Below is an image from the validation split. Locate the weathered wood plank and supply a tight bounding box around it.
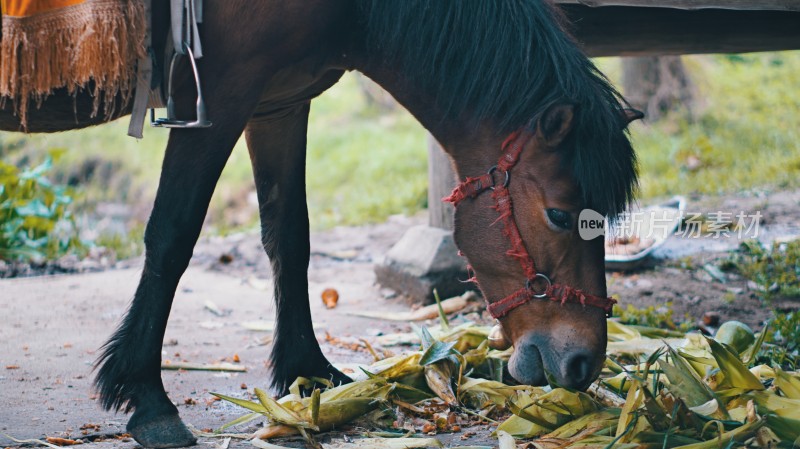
[561,5,800,56]
[555,0,800,12]
[427,135,456,230]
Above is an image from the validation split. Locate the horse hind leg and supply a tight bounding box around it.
[245,104,352,395]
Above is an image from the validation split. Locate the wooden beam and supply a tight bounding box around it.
[555,0,800,12]
[560,5,800,56]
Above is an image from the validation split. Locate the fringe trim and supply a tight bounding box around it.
[0,0,146,129]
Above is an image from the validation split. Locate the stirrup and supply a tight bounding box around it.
[151,44,212,129]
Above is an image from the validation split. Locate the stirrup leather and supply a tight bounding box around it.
[151,0,210,129]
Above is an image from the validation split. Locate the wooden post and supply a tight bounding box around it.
[427,134,457,230]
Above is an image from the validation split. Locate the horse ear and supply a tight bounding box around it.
[536,103,575,147]
[621,108,644,128]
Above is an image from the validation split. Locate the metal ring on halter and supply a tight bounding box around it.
[487,166,510,189]
[525,273,552,298]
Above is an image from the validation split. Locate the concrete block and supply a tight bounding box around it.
[374,225,473,305]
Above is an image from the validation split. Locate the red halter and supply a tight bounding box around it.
[443,129,616,319]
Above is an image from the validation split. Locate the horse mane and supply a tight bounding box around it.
[356,0,637,217]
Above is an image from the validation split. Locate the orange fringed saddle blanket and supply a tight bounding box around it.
[0,0,145,127]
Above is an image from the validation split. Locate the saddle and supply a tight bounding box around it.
[0,0,209,135]
[0,0,145,128]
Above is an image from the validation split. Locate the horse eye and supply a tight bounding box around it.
[546,208,572,230]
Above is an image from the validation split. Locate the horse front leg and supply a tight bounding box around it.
[245,105,352,395]
[93,129,238,447]
[94,80,267,448]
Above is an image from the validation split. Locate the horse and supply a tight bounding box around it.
[0,1,640,447]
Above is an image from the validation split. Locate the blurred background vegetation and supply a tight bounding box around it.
[1,51,799,262]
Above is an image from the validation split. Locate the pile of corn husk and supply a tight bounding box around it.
[212,315,800,448]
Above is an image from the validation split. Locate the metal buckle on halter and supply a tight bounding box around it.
[487,165,510,190]
[525,273,552,298]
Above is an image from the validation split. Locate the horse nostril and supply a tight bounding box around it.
[565,353,594,389]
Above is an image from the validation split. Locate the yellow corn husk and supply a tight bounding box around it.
[541,409,620,439]
[502,387,599,438]
[554,435,639,449]
[608,338,689,357]
[660,346,721,413]
[254,388,311,428]
[496,414,551,438]
[309,388,321,427]
[424,360,458,405]
[532,425,633,449]
[320,377,389,402]
[705,337,765,391]
[747,390,800,419]
[765,414,800,443]
[463,341,490,367]
[728,406,748,423]
[459,377,536,409]
[740,324,770,367]
[320,437,442,448]
[677,348,718,378]
[749,364,776,380]
[587,383,627,408]
[774,367,800,399]
[616,379,645,440]
[369,353,425,386]
[253,424,300,440]
[671,417,765,449]
[314,398,381,431]
[607,320,642,341]
[288,376,333,397]
[211,392,268,414]
[535,388,598,416]
[600,372,633,395]
[217,412,261,432]
[640,384,671,432]
[497,430,516,449]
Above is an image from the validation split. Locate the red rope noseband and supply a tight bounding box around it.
[443,130,616,319]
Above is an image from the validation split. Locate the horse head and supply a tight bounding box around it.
[447,105,642,390]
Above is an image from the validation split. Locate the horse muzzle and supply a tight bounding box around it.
[507,332,603,391]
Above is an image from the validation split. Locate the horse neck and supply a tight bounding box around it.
[352,61,505,178]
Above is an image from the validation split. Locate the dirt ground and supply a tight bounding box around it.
[1,190,799,448]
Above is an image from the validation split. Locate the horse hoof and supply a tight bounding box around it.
[127,411,197,448]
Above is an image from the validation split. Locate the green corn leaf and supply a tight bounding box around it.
[216,412,261,432]
[253,388,310,428]
[211,392,267,414]
[773,367,800,399]
[309,388,320,427]
[705,337,765,391]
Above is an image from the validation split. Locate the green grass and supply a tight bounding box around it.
[616,52,800,198]
[306,75,427,229]
[2,51,799,236]
[730,239,800,301]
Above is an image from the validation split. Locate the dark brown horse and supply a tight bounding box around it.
[1,1,639,447]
